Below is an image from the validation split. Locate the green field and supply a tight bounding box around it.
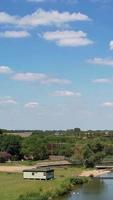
[0,167,83,200]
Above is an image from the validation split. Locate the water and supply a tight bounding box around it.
[62,173,113,200]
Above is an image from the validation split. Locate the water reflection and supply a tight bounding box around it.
[82,179,106,193]
[61,173,113,200]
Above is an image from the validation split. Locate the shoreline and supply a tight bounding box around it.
[0,165,111,176]
[80,169,111,177]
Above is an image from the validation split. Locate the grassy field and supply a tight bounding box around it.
[0,167,83,200]
[0,159,64,166]
[0,160,39,166]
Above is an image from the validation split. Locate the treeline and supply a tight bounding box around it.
[0,129,113,167]
[1,128,113,136]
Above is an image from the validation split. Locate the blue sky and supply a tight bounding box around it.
[0,0,113,130]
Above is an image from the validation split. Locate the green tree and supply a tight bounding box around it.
[21,135,48,160]
[0,134,22,160]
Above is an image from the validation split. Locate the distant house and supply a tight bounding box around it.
[23,168,54,180]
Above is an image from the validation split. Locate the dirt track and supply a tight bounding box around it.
[0,160,71,173]
[80,169,110,177]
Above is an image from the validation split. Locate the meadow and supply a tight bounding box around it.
[0,167,83,200]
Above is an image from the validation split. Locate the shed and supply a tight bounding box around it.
[23,168,54,180]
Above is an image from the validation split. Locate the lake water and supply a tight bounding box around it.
[62,173,113,200]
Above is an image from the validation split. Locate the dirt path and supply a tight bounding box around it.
[0,160,71,173]
[80,169,110,177]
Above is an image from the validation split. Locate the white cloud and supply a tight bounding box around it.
[109,40,113,50]
[19,9,90,27]
[87,57,113,66]
[25,102,39,108]
[0,97,17,106]
[12,72,47,81]
[0,66,70,85]
[0,12,18,25]
[0,9,90,27]
[12,72,70,85]
[0,66,13,74]
[53,90,81,97]
[42,30,93,47]
[92,78,112,84]
[102,102,113,107]
[0,31,30,38]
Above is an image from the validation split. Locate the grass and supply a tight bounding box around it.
[0,160,38,166]
[17,176,88,200]
[0,159,62,166]
[0,167,83,200]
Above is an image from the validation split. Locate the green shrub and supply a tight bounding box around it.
[18,192,48,200]
[70,176,88,185]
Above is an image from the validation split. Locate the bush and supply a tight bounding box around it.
[0,156,5,163]
[70,176,88,185]
[18,192,48,200]
[0,152,12,163]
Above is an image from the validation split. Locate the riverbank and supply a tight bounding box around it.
[18,168,112,200]
[0,167,83,200]
[0,165,111,200]
[17,176,89,200]
[80,169,111,177]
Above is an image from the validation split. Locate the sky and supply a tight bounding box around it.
[0,0,113,130]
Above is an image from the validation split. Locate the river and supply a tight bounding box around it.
[61,172,113,200]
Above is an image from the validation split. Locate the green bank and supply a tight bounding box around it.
[0,167,83,200]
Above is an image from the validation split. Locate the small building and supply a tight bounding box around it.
[23,168,54,180]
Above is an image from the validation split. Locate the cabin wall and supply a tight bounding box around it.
[23,172,46,179]
[23,171,54,180]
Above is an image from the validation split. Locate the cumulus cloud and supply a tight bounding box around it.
[0,12,18,25]
[0,31,30,38]
[0,9,90,27]
[43,30,93,47]
[12,72,47,81]
[0,97,17,106]
[109,40,113,50]
[92,78,112,84]
[0,65,70,85]
[53,90,81,97]
[0,66,13,74]
[25,102,39,108]
[19,9,90,27]
[12,72,70,85]
[102,102,113,107]
[87,57,113,66]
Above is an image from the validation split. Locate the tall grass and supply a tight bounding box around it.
[17,176,89,200]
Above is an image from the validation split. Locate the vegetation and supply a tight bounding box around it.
[0,134,22,160]
[17,176,88,200]
[1,128,113,167]
[0,167,83,200]
[0,128,113,199]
